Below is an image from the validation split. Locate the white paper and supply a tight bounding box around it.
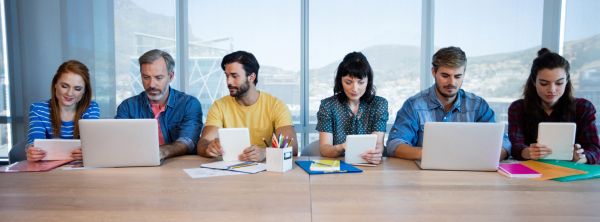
[183,168,245,179]
[34,139,81,160]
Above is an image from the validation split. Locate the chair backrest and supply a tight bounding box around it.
[9,141,27,163]
[301,140,321,157]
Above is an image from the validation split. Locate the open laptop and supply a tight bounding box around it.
[416,122,504,171]
[79,119,161,167]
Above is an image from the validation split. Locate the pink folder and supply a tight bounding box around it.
[0,160,72,173]
[498,163,541,178]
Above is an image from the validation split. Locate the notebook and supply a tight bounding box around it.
[200,161,266,174]
[79,119,161,168]
[417,122,505,171]
[309,159,341,171]
[497,163,541,178]
[295,160,362,175]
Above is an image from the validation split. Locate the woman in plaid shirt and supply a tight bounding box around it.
[508,48,600,164]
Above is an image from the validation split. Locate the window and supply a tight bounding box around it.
[435,0,544,123]
[0,0,11,159]
[186,0,301,123]
[114,0,177,105]
[27,0,595,157]
[563,0,600,132]
[308,0,421,142]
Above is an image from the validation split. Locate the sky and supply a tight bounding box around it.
[129,0,600,70]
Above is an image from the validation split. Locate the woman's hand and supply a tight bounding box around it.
[26,145,46,161]
[71,147,83,161]
[521,143,552,160]
[572,144,587,163]
[360,148,382,165]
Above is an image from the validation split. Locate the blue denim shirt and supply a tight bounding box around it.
[386,85,511,156]
[115,87,203,153]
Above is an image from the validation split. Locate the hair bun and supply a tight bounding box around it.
[537,48,551,56]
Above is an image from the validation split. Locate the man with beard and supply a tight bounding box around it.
[197,51,298,161]
[386,46,510,160]
[116,49,203,160]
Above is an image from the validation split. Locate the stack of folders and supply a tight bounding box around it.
[537,159,600,182]
[497,163,541,178]
[309,160,341,172]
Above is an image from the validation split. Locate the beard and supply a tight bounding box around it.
[435,83,458,98]
[229,80,250,98]
[146,87,167,102]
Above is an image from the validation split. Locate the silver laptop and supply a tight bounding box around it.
[80,119,161,167]
[417,122,504,171]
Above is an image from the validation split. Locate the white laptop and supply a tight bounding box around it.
[417,122,504,171]
[79,119,161,167]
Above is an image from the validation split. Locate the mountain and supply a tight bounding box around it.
[309,33,600,102]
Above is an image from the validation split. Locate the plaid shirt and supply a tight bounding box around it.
[508,98,600,164]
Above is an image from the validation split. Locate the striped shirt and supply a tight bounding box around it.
[27,100,100,145]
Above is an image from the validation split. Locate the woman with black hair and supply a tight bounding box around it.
[315,52,389,164]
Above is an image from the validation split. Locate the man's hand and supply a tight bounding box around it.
[239,145,262,162]
[206,138,224,157]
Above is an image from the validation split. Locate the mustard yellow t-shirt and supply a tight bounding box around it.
[205,91,293,147]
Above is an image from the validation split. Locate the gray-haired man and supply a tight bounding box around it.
[116,49,203,160]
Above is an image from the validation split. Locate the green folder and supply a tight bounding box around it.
[538,159,600,182]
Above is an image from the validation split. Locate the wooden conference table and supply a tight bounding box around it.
[1,156,599,222]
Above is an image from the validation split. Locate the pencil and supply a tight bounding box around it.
[271,133,279,148]
[262,138,270,147]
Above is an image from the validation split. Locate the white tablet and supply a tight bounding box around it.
[219,128,251,162]
[34,139,81,160]
[344,134,377,164]
[538,122,576,160]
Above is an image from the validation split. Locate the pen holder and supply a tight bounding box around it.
[266,147,293,172]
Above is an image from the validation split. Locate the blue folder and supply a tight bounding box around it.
[295,160,363,175]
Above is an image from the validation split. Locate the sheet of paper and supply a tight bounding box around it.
[183,168,246,179]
